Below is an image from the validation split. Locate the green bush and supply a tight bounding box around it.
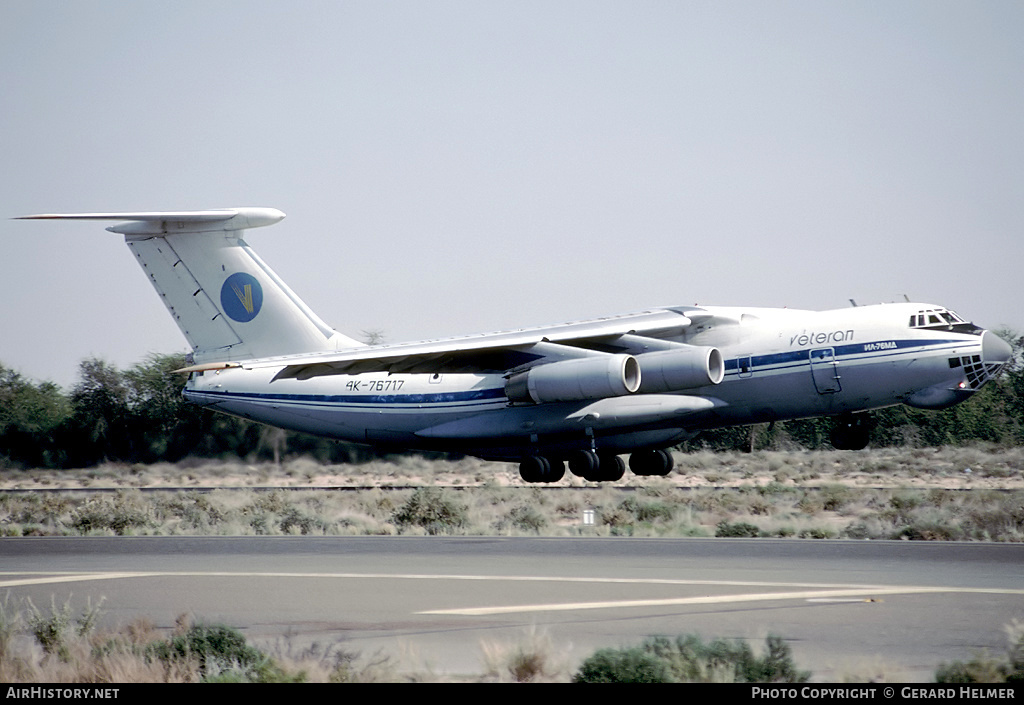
[574,634,810,683]
[715,521,761,537]
[500,505,548,533]
[147,623,294,682]
[574,646,670,683]
[392,487,468,535]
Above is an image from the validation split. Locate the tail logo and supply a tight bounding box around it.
[220,273,263,322]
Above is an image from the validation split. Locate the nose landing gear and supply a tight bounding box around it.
[830,414,871,450]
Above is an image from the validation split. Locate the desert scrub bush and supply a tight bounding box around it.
[746,496,772,516]
[757,481,799,497]
[594,496,680,536]
[155,491,226,531]
[865,489,1024,542]
[954,491,1024,541]
[481,627,566,682]
[250,489,290,514]
[715,521,761,538]
[392,487,468,535]
[882,492,925,526]
[331,510,395,536]
[689,489,745,514]
[574,634,810,683]
[637,478,677,498]
[892,522,963,541]
[265,639,397,683]
[818,484,855,512]
[796,492,824,516]
[278,505,330,535]
[25,595,104,662]
[0,592,22,671]
[598,504,635,535]
[349,489,398,528]
[0,496,59,535]
[68,490,154,535]
[934,619,1024,682]
[765,454,791,475]
[842,517,888,540]
[553,494,585,520]
[146,622,294,683]
[797,527,837,539]
[476,480,517,506]
[496,504,548,534]
[617,495,676,524]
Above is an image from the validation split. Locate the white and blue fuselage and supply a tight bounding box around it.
[183,302,1008,461]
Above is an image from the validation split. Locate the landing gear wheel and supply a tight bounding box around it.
[545,458,566,483]
[654,449,674,476]
[596,454,625,482]
[518,456,549,483]
[518,456,565,483]
[830,415,871,450]
[629,449,674,476]
[568,450,600,478]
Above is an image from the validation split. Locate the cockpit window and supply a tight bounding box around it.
[909,308,981,335]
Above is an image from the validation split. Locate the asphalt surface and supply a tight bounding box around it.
[1,536,1021,681]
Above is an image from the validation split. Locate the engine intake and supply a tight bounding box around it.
[505,355,641,404]
[636,346,724,392]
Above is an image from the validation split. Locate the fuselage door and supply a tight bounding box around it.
[809,347,842,394]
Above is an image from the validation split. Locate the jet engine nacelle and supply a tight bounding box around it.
[636,346,724,392]
[505,354,641,404]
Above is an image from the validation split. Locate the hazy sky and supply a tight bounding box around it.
[3,1,1023,388]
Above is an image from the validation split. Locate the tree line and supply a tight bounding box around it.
[0,354,383,469]
[1,331,1022,469]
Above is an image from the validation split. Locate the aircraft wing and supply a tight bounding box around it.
[181,307,710,380]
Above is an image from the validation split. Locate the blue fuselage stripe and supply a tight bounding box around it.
[723,338,962,374]
[189,386,507,407]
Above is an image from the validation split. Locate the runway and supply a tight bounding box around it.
[1,536,1021,681]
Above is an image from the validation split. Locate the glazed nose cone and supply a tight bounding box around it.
[983,330,1013,366]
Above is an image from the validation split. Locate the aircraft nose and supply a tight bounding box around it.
[983,330,1013,366]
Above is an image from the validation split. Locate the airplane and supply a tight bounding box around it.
[18,207,1013,483]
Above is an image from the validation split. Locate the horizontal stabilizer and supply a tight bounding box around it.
[16,208,285,234]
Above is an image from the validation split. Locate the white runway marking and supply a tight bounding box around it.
[0,573,161,588]
[418,587,949,615]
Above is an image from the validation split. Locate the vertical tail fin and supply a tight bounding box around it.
[18,208,363,362]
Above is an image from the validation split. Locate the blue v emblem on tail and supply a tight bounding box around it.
[221,272,263,322]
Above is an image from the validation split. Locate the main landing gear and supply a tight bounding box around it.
[517,456,566,484]
[518,448,675,484]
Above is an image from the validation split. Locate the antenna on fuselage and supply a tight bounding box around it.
[849,299,858,307]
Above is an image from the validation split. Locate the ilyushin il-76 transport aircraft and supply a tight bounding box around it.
[20,207,1013,483]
